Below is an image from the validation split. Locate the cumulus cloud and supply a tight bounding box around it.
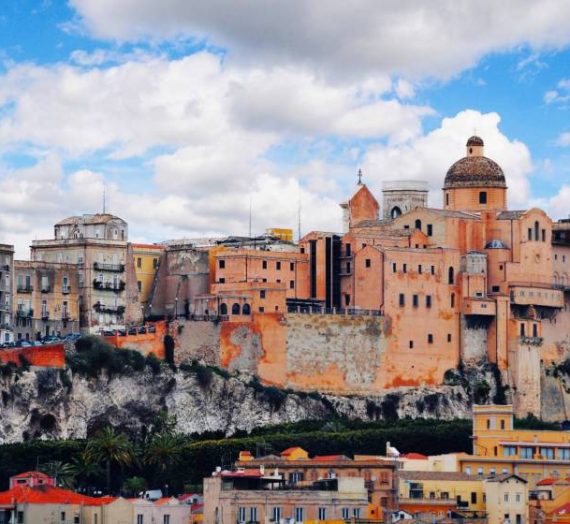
[544,78,570,105]
[360,110,533,209]
[70,0,570,79]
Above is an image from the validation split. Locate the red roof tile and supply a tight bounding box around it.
[313,455,349,462]
[402,453,428,460]
[0,486,110,507]
[280,447,304,456]
[554,502,570,515]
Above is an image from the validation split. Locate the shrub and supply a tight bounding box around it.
[145,353,161,374]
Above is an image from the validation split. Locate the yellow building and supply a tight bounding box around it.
[398,471,486,516]
[131,243,164,312]
[484,474,528,524]
[266,228,294,242]
[459,405,570,487]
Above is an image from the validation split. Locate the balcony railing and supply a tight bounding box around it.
[519,336,544,346]
[287,306,382,316]
[17,309,33,318]
[41,286,51,293]
[62,286,71,294]
[41,312,50,321]
[17,285,33,293]
[93,262,125,272]
[93,279,126,292]
[93,302,126,316]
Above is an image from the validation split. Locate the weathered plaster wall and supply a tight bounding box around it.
[461,318,488,364]
[173,319,221,365]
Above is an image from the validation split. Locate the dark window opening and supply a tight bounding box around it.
[346,243,351,256]
[392,262,397,273]
[451,293,455,308]
[447,333,452,343]
[365,259,371,268]
[242,304,251,315]
[409,340,414,349]
[276,261,281,270]
[427,224,433,236]
[289,280,295,289]
[428,333,433,344]
[426,295,432,308]
[262,260,268,269]
[479,191,487,204]
[231,303,240,315]
[399,294,405,307]
[403,263,407,273]
[415,219,422,231]
[218,259,225,269]
[260,290,266,299]
[448,266,455,284]
[413,294,419,307]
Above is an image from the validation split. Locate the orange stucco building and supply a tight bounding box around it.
[157,135,569,414]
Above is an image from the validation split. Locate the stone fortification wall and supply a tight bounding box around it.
[0,344,65,368]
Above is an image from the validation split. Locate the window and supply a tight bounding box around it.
[153,258,159,269]
[137,281,142,292]
[342,508,350,519]
[535,221,540,241]
[346,244,352,256]
[219,303,228,315]
[243,304,251,315]
[431,265,435,275]
[504,446,517,456]
[477,467,484,475]
[290,280,295,289]
[409,340,414,349]
[520,447,533,459]
[415,219,422,231]
[262,260,267,269]
[516,493,521,503]
[403,263,407,273]
[272,507,282,522]
[17,512,24,524]
[450,293,455,308]
[448,266,454,284]
[427,224,433,236]
[465,466,471,475]
[260,290,266,299]
[318,507,327,520]
[238,508,246,522]
[471,492,477,504]
[218,277,225,283]
[399,294,405,307]
[218,259,225,269]
[533,323,538,337]
[540,447,554,459]
[353,508,361,518]
[365,258,371,268]
[137,257,142,268]
[250,508,258,522]
[446,193,450,206]
[489,467,496,476]
[492,285,500,292]
[448,333,452,342]
[276,261,281,270]
[413,294,419,307]
[137,516,144,524]
[542,229,546,242]
[520,323,526,338]
[232,303,240,315]
[346,262,351,273]
[418,264,422,274]
[501,419,505,430]
[428,333,433,344]
[504,493,509,502]
[426,295,432,308]
[345,294,351,306]
[295,507,304,522]
[392,262,397,273]
[479,191,487,204]
[528,228,532,241]
[290,262,295,271]
[61,512,66,522]
[259,306,265,313]
[74,516,80,524]
[559,448,570,460]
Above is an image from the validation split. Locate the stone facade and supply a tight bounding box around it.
[0,244,14,343]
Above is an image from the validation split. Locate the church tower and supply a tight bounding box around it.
[340,170,380,232]
[443,136,507,213]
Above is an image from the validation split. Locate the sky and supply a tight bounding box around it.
[1,1,570,258]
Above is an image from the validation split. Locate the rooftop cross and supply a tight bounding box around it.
[357,168,363,185]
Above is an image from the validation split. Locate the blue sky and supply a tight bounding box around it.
[1,1,570,256]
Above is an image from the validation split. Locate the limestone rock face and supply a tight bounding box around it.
[0,365,498,444]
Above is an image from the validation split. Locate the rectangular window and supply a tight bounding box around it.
[426,295,432,308]
[262,260,267,269]
[17,512,24,524]
[428,333,433,344]
[418,264,422,274]
[504,446,517,456]
[540,447,554,459]
[520,447,533,459]
[163,516,170,524]
[289,280,295,289]
[137,281,142,292]
[272,507,282,522]
[295,507,304,522]
[431,265,435,275]
[218,259,225,269]
[403,263,407,273]
[346,243,351,256]
[542,229,546,242]
[528,228,532,241]
[259,306,264,313]
[504,493,509,502]
[479,191,487,204]
[61,513,66,523]
[365,258,371,268]
[260,290,266,299]
[342,508,350,519]
[318,507,327,520]
[137,257,142,268]
[392,262,397,273]
[413,294,419,307]
[409,340,414,349]
[153,258,158,269]
[427,224,433,236]
[137,516,144,524]
[558,448,570,460]
[346,262,351,273]
[399,294,405,307]
[290,262,295,271]
[447,333,452,343]
[353,508,361,518]
[238,508,246,522]
[276,261,281,270]
[471,492,477,504]
[250,508,258,522]
[218,277,225,284]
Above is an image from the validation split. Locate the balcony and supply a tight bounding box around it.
[41,286,51,293]
[93,302,126,316]
[41,312,50,321]
[17,285,33,293]
[93,262,125,272]
[17,309,33,318]
[463,297,496,316]
[93,279,126,292]
[62,286,71,295]
[519,336,544,346]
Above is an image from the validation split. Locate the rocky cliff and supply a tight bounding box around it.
[0,360,510,444]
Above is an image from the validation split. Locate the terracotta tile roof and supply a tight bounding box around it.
[537,477,570,486]
[553,502,570,515]
[402,453,428,460]
[155,497,178,506]
[399,471,476,481]
[280,447,305,456]
[10,471,52,480]
[0,485,110,507]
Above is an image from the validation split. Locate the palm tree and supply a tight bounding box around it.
[87,427,134,493]
[143,433,184,477]
[40,461,76,489]
[122,476,148,497]
[70,449,104,486]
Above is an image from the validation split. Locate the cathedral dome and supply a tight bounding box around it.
[444,136,506,189]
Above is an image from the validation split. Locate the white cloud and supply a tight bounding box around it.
[360,110,533,209]
[544,78,570,105]
[557,132,570,146]
[70,0,570,79]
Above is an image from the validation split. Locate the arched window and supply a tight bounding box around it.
[534,221,540,241]
[231,303,240,315]
[391,206,402,219]
[415,219,422,231]
[448,266,455,285]
[219,303,228,315]
[242,304,251,315]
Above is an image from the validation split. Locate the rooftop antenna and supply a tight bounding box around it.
[102,184,106,214]
[297,184,302,242]
[357,168,363,185]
